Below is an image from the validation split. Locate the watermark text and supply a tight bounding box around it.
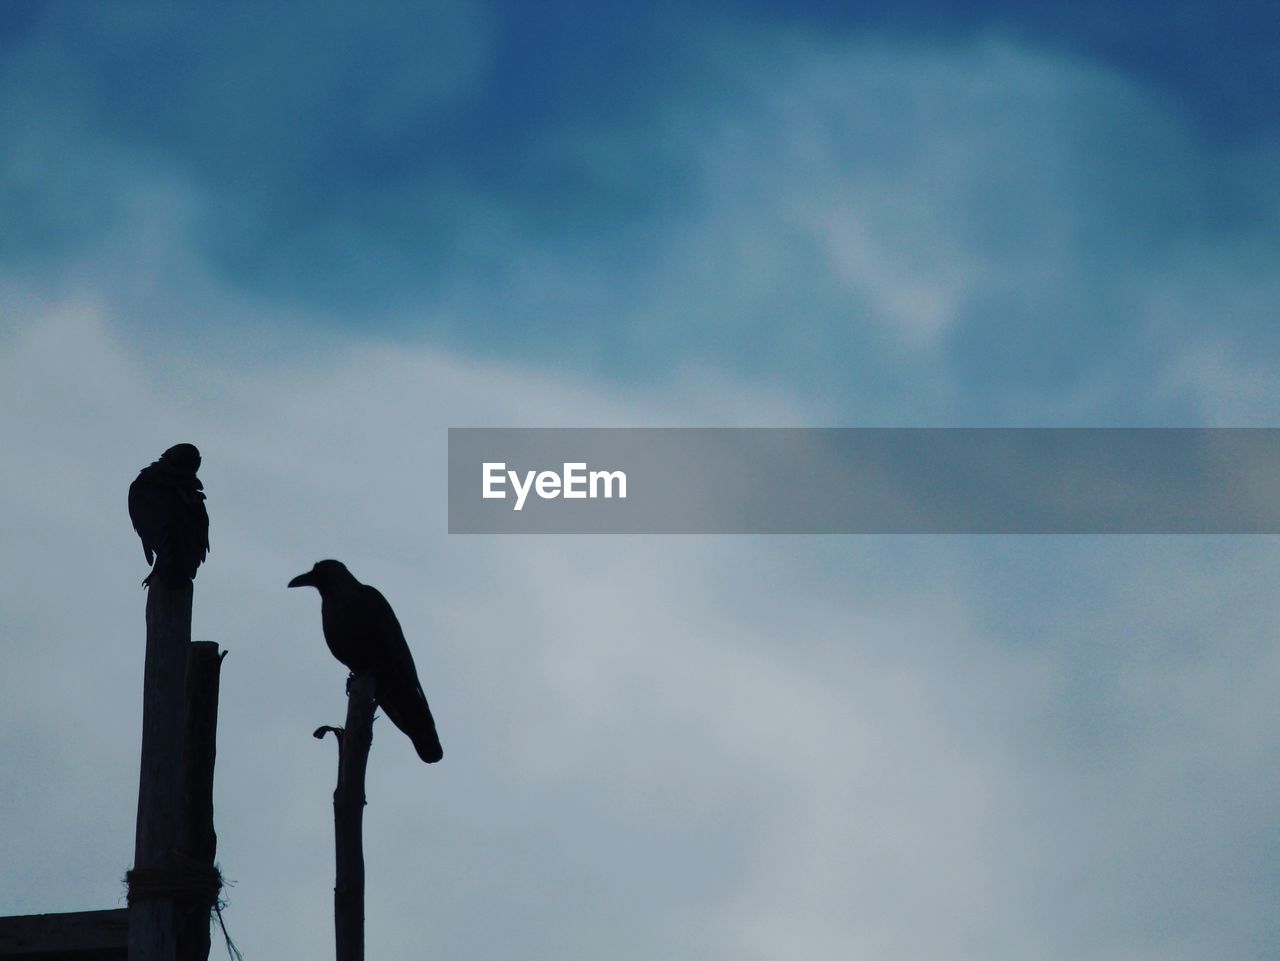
[482,462,627,511]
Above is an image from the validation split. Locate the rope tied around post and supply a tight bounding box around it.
[124,856,243,961]
[125,853,222,904]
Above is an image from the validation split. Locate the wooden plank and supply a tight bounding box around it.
[0,908,128,959]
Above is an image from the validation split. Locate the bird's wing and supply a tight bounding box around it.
[170,492,209,574]
[359,585,422,684]
[358,585,443,763]
[127,473,163,565]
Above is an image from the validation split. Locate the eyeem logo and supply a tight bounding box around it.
[482,462,628,511]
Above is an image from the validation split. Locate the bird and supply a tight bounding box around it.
[128,443,210,588]
[288,560,443,763]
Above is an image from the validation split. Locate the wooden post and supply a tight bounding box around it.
[315,672,376,961]
[176,642,226,961]
[128,581,192,961]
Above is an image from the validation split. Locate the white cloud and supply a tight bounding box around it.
[3,300,1278,959]
[2,25,1279,961]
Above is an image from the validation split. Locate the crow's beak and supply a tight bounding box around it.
[288,571,315,589]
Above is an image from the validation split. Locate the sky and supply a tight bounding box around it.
[1,2,1279,959]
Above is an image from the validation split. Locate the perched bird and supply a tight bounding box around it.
[128,443,210,588]
[289,560,443,763]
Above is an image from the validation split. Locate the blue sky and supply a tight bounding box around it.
[5,0,1277,404]
[2,3,1279,959]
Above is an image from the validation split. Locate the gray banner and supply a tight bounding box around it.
[447,428,1280,534]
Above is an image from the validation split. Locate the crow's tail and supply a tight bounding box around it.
[378,679,443,763]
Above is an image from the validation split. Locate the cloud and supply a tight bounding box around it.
[2,17,1279,960]
[0,301,830,956]
[6,18,1280,429]
[3,297,1279,958]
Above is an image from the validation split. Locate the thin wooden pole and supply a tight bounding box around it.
[176,641,226,961]
[128,581,192,961]
[315,672,376,961]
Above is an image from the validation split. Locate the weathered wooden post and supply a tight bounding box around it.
[127,581,192,961]
[127,584,226,961]
[315,672,377,961]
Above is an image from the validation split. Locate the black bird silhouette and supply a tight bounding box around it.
[128,443,209,588]
[289,560,443,763]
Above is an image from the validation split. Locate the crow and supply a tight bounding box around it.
[288,560,443,763]
[128,443,209,588]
